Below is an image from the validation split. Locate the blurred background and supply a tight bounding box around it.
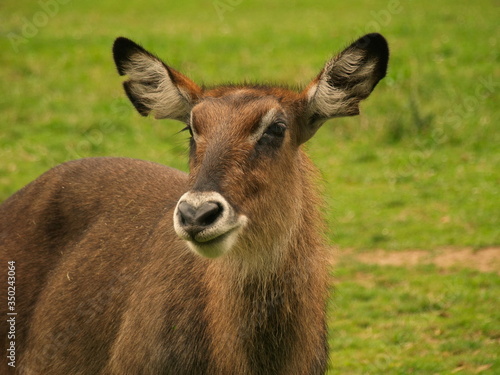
[1,0,498,373]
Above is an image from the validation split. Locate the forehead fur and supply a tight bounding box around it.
[191,86,303,131]
[203,85,303,102]
[191,98,275,137]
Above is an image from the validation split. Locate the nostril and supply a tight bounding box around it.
[195,202,223,227]
[177,202,197,227]
[176,200,223,238]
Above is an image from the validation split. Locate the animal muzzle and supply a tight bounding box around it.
[173,191,247,258]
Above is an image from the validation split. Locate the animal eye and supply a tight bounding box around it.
[263,122,286,138]
[256,122,286,150]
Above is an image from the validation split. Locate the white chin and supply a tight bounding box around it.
[186,229,239,259]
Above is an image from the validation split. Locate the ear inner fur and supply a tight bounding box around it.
[113,37,201,121]
[301,33,389,143]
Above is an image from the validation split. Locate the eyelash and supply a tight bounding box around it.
[181,125,193,137]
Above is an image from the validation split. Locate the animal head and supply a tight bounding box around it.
[113,34,389,259]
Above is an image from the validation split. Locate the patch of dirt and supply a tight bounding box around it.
[339,247,500,274]
[433,247,499,273]
[355,249,430,267]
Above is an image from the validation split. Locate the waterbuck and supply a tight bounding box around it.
[0,33,388,374]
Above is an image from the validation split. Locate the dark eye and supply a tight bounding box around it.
[263,122,286,138]
[257,122,286,150]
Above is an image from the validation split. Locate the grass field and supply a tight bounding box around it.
[1,0,498,373]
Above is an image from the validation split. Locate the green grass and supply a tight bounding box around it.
[1,0,499,373]
[328,260,499,373]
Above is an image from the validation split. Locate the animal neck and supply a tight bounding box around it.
[204,153,329,374]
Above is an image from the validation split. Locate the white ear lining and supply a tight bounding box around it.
[122,54,192,121]
[307,49,380,120]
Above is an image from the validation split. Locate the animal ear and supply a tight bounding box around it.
[300,33,389,143]
[112,37,202,122]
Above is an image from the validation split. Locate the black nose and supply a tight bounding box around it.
[177,201,223,238]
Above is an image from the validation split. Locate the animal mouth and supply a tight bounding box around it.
[191,228,233,246]
[185,221,246,259]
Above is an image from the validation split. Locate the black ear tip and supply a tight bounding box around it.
[354,33,389,78]
[354,33,389,56]
[112,37,144,76]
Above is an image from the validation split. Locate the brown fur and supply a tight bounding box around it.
[0,33,388,374]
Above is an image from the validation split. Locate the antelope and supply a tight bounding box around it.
[0,33,388,374]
